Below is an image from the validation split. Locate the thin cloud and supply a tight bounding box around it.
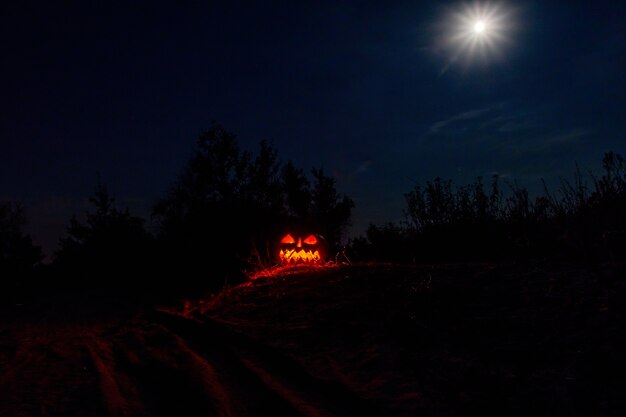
[345,160,373,183]
[491,128,590,155]
[428,103,544,136]
[496,119,536,133]
[429,104,504,134]
[544,128,588,145]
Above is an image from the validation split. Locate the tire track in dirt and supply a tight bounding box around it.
[0,326,110,417]
[148,310,382,417]
[1,306,382,416]
[85,337,146,417]
[106,318,304,417]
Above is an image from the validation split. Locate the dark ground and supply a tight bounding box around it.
[1,261,626,416]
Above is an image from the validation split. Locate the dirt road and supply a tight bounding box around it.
[0,304,380,417]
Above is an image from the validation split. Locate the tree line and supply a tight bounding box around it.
[1,124,354,295]
[2,123,624,296]
[350,152,626,265]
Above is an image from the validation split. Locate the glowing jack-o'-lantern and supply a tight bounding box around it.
[278,233,327,264]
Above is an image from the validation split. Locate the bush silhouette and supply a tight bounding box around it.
[350,152,626,265]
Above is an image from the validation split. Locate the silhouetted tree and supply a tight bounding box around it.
[0,201,42,287]
[55,181,152,287]
[309,168,354,248]
[282,161,311,221]
[152,126,281,288]
[153,124,353,289]
[279,163,354,250]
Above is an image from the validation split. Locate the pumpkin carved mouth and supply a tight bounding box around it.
[278,233,326,264]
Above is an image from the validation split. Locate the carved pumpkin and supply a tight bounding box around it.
[278,233,327,264]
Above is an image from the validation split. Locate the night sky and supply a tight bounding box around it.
[2,1,625,258]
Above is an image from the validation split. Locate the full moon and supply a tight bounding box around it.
[437,2,516,69]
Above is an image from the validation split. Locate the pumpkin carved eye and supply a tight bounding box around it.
[278,233,327,265]
[281,234,296,244]
[303,235,317,245]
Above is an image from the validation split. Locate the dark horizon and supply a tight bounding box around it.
[2,1,625,259]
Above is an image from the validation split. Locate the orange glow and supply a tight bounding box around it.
[249,262,336,280]
[278,232,326,265]
[279,248,322,264]
[303,235,318,245]
[281,234,296,244]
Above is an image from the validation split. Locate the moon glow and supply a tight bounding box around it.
[437,2,516,69]
[473,20,486,34]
